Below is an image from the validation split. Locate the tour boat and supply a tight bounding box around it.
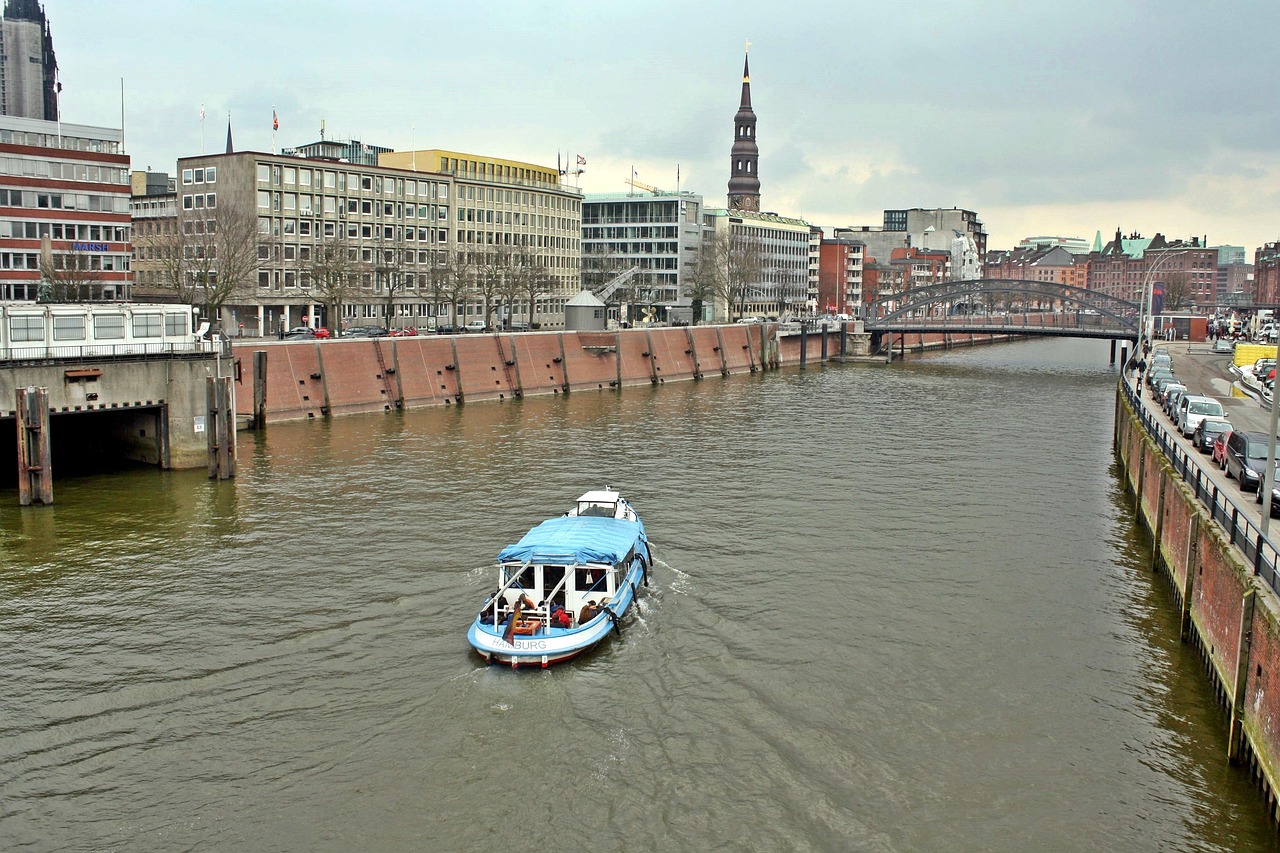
[467,489,652,668]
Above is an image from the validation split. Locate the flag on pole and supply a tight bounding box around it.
[199,104,205,121]
[557,151,565,176]
[272,109,279,131]
[576,154,586,166]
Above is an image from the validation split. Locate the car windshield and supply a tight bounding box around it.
[1189,401,1222,415]
[1248,441,1271,460]
[1203,421,1229,434]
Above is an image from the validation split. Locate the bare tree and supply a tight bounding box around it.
[1161,271,1193,312]
[437,250,474,330]
[38,248,101,302]
[373,225,411,330]
[687,231,766,322]
[150,201,259,327]
[511,247,551,328]
[306,233,366,335]
[473,246,511,329]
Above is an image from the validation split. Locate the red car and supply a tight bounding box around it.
[1213,430,1233,470]
[389,327,418,337]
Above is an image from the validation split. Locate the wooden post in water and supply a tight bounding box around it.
[207,376,236,480]
[253,350,267,430]
[15,386,52,505]
[820,326,828,364]
[839,323,847,364]
[798,325,807,370]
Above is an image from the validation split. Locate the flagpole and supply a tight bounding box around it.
[200,103,206,155]
[271,104,277,155]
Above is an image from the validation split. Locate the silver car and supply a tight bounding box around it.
[1176,395,1225,436]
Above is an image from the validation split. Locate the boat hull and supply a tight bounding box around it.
[468,559,645,668]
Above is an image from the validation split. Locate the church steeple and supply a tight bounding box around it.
[727,43,760,212]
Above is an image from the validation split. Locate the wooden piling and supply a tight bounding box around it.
[15,386,52,505]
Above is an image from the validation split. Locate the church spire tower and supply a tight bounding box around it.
[727,41,760,212]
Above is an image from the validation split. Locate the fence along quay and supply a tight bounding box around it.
[1115,374,1280,824]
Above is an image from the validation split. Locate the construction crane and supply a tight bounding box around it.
[625,178,669,196]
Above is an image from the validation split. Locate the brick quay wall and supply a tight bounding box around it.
[229,324,1020,422]
[1114,381,1280,824]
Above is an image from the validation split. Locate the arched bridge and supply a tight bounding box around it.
[864,279,1139,341]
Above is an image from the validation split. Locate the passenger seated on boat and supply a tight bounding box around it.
[549,602,572,629]
[578,600,600,623]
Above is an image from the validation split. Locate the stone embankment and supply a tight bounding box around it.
[1115,378,1280,823]
[229,323,1021,423]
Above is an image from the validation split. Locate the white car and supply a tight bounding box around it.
[1176,395,1225,437]
[463,320,489,333]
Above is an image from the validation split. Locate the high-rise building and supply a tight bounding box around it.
[727,50,760,212]
[0,0,58,122]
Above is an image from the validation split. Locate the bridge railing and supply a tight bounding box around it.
[870,311,1131,333]
[0,341,221,362]
[1121,376,1280,594]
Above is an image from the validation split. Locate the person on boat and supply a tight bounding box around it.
[578,600,600,623]
[549,602,572,629]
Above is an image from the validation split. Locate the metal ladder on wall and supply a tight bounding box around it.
[371,340,400,409]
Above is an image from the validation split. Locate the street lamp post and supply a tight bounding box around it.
[1137,249,1179,351]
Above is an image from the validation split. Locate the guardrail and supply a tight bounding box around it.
[1121,376,1280,594]
[0,341,222,362]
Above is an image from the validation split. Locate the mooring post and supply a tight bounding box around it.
[207,376,236,480]
[821,326,829,364]
[799,325,808,370]
[1228,587,1258,763]
[839,323,847,364]
[15,386,52,506]
[253,350,267,430]
[1109,338,1117,364]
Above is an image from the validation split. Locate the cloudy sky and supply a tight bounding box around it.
[53,0,1280,254]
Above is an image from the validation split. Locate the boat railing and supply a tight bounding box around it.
[484,560,534,624]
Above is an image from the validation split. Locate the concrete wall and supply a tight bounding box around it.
[0,355,219,469]
[1115,385,1280,823]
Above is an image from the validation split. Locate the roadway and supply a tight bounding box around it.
[1129,341,1278,519]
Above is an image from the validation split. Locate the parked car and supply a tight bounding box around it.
[434,323,457,335]
[389,327,418,337]
[1147,367,1174,390]
[1176,396,1225,436]
[1213,430,1233,469]
[287,326,329,339]
[344,326,389,338]
[1192,417,1231,453]
[505,322,531,332]
[1224,430,1272,492]
[1159,382,1187,411]
[463,320,489,333]
[1257,474,1280,517]
[1213,337,1234,353]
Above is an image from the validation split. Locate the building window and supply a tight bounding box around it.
[132,314,163,338]
[182,169,194,185]
[53,315,86,341]
[205,167,216,184]
[92,312,124,338]
[183,195,194,209]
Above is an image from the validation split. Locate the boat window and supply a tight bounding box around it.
[577,567,606,593]
[516,565,535,590]
[577,502,616,518]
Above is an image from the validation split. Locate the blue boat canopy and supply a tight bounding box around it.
[497,516,646,566]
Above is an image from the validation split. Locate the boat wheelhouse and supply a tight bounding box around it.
[467,489,651,668]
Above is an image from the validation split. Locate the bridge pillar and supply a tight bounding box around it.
[15,385,52,506]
